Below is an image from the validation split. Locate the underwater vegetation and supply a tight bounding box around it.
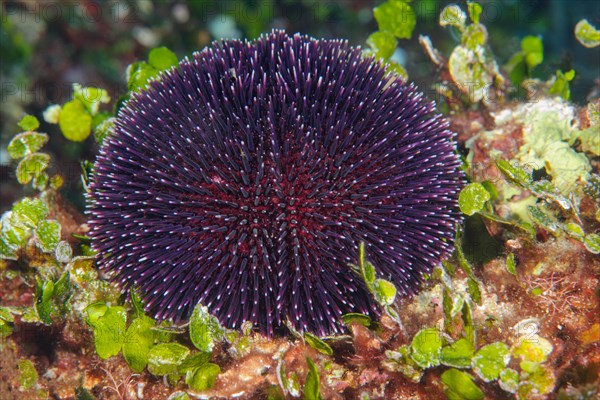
[1,1,599,399]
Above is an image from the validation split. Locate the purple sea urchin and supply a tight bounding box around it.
[88,31,463,336]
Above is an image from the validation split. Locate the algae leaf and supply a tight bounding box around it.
[185,363,221,391]
[147,343,190,376]
[459,183,490,216]
[440,338,475,368]
[59,100,92,142]
[410,328,442,368]
[148,47,179,70]
[304,357,322,400]
[441,368,484,400]
[471,342,510,382]
[8,132,48,159]
[367,31,397,60]
[304,332,333,356]
[575,19,600,48]
[17,115,40,131]
[90,306,127,359]
[373,0,416,40]
[189,303,224,353]
[123,315,156,373]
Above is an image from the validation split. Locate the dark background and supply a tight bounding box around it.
[1,0,599,212]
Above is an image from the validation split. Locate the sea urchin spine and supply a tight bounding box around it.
[88,31,464,336]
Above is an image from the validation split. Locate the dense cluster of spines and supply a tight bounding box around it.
[88,31,463,336]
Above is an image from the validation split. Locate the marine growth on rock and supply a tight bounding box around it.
[88,31,464,336]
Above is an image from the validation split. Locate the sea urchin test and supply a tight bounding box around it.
[88,31,464,336]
